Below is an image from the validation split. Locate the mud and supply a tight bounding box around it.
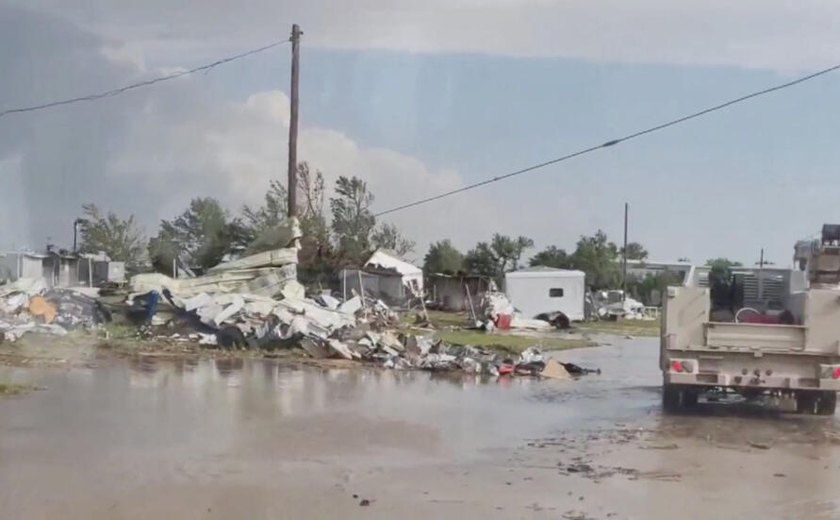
[1,337,839,519]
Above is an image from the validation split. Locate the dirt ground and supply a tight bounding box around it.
[1,336,839,519]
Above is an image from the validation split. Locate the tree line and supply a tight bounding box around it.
[77,161,742,298]
[78,162,414,282]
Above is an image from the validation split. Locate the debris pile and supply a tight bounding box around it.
[0,278,110,343]
[479,291,554,331]
[590,291,651,321]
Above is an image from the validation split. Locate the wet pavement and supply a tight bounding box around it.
[1,337,839,519]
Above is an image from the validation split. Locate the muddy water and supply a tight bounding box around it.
[1,338,839,519]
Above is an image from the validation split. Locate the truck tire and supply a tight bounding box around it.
[662,384,682,412]
[796,392,817,414]
[818,391,837,416]
[683,390,699,408]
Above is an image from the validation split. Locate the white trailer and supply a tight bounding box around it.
[505,267,586,323]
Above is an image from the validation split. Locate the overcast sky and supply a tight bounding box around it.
[3,1,840,265]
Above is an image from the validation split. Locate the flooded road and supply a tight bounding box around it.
[2,337,840,519]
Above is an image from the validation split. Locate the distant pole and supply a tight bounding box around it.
[758,247,765,302]
[287,24,302,218]
[622,202,629,299]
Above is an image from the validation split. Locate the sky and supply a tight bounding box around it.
[2,1,840,266]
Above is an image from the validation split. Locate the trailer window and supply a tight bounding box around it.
[549,288,564,298]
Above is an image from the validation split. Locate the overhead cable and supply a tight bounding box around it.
[374,62,840,217]
[0,39,290,119]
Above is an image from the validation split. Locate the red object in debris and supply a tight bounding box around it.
[495,314,513,330]
[498,364,514,376]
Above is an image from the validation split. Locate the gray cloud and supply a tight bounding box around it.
[0,4,498,256]
[9,0,840,71]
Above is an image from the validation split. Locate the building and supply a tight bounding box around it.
[0,250,81,289]
[339,250,424,305]
[504,267,586,321]
[427,274,492,312]
[78,253,126,286]
[625,260,694,285]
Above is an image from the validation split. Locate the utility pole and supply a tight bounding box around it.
[622,202,629,299]
[758,248,765,302]
[287,24,302,218]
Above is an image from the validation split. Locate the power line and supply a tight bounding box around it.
[0,39,290,119]
[375,62,840,217]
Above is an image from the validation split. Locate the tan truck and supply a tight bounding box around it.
[660,225,840,414]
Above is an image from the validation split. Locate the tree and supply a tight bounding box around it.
[330,176,376,265]
[529,246,571,269]
[464,234,534,281]
[241,179,287,241]
[570,230,620,290]
[296,162,329,245]
[705,258,743,270]
[620,242,649,261]
[464,242,498,278]
[424,240,464,275]
[78,204,147,273]
[490,234,534,272]
[371,222,415,257]
[150,198,235,272]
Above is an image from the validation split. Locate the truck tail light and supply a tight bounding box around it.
[833,368,840,380]
[671,360,684,373]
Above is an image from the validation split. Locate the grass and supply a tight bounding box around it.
[0,383,35,396]
[576,318,661,337]
[434,329,591,354]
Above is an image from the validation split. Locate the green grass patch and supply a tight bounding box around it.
[434,329,591,354]
[577,319,661,337]
[0,383,35,396]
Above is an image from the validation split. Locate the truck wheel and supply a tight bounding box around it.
[796,392,817,414]
[818,391,837,416]
[683,390,699,408]
[662,384,682,412]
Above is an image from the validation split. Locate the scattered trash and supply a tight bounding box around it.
[0,278,111,343]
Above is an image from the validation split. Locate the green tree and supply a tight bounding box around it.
[464,234,534,281]
[529,246,571,269]
[570,230,620,290]
[424,240,465,275]
[371,222,415,256]
[464,242,498,278]
[241,179,287,242]
[330,176,376,265]
[705,258,743,270]
[78,204,147,273]
[620,242,649,261]
[150,197,234,272]
[491,234,534,272]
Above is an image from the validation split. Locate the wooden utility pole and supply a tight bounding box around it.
[622,202,629,299]
[287,24,302,218]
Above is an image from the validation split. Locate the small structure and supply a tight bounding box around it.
[0,250,81,289]
[78,253,127,286]
[428,273,492,312]
[504,266,586,322]
[0,252,47,281]
[340,250,424,305]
